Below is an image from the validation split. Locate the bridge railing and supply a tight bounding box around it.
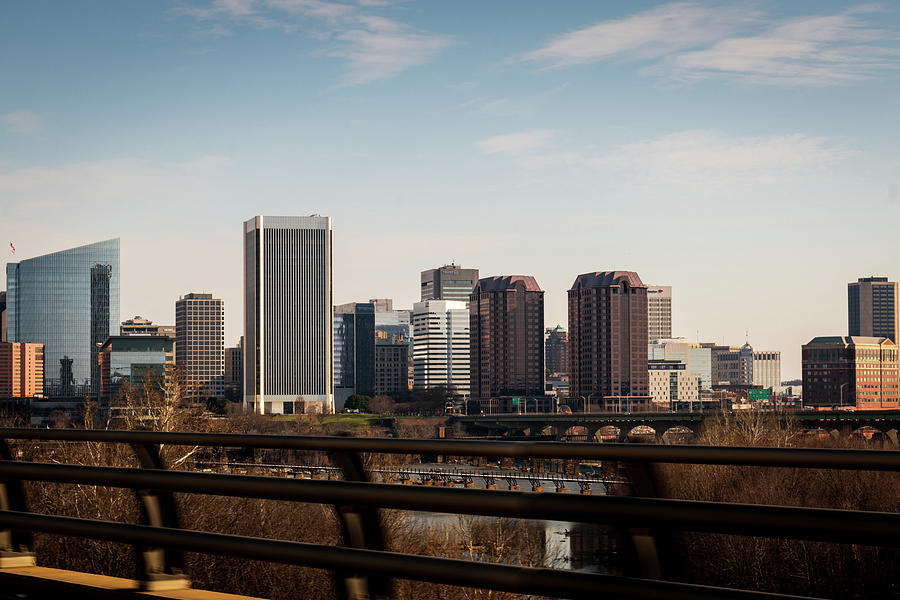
[1,428,900,599]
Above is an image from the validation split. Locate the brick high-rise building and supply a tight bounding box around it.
[568,271,650,411]
[175,293,225,398]
[545,325,568,375]
[469,276,544,399]
[849,277,898,343]
[802,336,899,410]
[0,342,44,398]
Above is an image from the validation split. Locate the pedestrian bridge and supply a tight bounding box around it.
[1,427,900,599]
[452,410,900,442]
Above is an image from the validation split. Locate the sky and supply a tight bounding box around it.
[1,0,899,379]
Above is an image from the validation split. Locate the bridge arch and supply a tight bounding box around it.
[625,425,658,442]
[661,426,694,444]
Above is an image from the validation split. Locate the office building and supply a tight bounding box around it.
[802,336,899,410]
[0,342,44,398]
[97,336,174,404]
[649,338,712,389]
[849,277,898,343]
[334,302,375,408]
[1,291,6,342]
[120,316,176,338]
[709,342,780,390]
[244,215,333,414]
[470,276,544,399]
[545,325,568,375]
[175,293,225,398]
[648,360,700,411]
[646,285,672,342]
[225,337,243,400]
[5,239,119,395]
[421,263,479,302]
[370,298,393,312]
[412,300,469,395]
[568,271,650,411]
[375,343,409,397]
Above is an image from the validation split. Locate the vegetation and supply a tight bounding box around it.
[343,394,371,412]
[657,412,900,599]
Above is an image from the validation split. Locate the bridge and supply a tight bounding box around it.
[452,410,900,441]
[1,428,900,599]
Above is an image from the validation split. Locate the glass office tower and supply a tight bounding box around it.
[6,239,120,395]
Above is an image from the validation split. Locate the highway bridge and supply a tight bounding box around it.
[1,428,900,599]
[451,410,900,441]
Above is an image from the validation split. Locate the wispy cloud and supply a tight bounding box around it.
[523,3,899,86]
[524,3,757,67]
[176,0,451,84]
[1,111,42,134]
[478,129,852,188]
[479,130,560,154]
[331,17,452,85]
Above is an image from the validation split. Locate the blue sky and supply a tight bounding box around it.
[2,1,899,378]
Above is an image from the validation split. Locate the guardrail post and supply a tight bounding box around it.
[331,450,391,600]
[0,439,34,567]
[130,443,190,591]
[621,460,680,581]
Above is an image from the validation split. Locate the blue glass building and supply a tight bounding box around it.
[6,239,120,395]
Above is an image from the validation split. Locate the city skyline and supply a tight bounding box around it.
[3,2,900,380]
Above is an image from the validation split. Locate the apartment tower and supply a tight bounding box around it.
[244,215,333,414]
[568,271,650,411]
[470,276,544,399]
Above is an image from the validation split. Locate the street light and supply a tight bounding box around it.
[839,382,849,409]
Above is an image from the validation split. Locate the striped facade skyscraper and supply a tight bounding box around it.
[243,216,333,414]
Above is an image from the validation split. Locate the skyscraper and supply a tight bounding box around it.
[5,239,119,395]
[545,325,568,375]
[646,285,672,342]
[225,337,243,401]
[848,277,898,343]
[420,264,479,302]
[469,276,544,399]
[175,293,225,398]
[333,302,375,408]
[568,271,650,411]
[1,291,7,342]
[244,215,333,414]
[412,300,469,394]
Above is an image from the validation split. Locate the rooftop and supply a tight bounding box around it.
[570,271,645,289]
[474,275,543,293]
[805,336,895,346]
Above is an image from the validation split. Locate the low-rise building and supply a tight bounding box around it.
[120,316,175,338]
[802,336,899,410]
[648,359,701,412]
[98,336,175,404]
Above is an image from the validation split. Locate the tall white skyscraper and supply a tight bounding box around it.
[243,215,333,414]
[412,300,469,395]
[647,285,672,342]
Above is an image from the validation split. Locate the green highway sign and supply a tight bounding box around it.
[748,388,771,401]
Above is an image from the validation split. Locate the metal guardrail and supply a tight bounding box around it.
[0,428,896,599]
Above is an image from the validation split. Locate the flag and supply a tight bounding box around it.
[9,242,14,254]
